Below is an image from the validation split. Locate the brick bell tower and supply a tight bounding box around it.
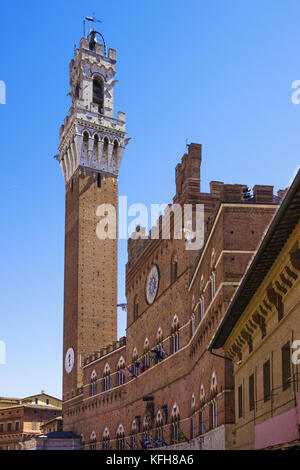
[56,32,129,400]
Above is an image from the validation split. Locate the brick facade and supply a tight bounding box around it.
[62,142,280,449]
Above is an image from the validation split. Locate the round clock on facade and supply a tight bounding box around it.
[65,347,75,374]
[145,264,160,305]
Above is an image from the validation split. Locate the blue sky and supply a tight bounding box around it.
[0,0,299,399]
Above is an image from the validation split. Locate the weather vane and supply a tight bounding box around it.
[83,13,106,55]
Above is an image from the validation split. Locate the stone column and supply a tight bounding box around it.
[107,142,114,172]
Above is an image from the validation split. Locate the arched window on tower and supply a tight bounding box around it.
[102,137,109,170]
[93,77,104,114]
[112,140,118,173]
[82,131,89,160]
[94,134,99,166]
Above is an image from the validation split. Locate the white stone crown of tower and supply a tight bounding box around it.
[56,36,129,182]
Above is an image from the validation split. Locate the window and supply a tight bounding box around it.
[103,374,110,392]
[35,398,38,404]
[172,331,179,354]
[211,271,216,299]
[7,423,12,432]
[156,426,163,442]
[93,77,104,114]
[102,428,110,450]
[212,401,217,428]
[171,421,179,443]
[46,399,49,405]
[133,362,139,377]
[282,342,291,391]
[131,435,137,450]
[191,314,195,336]
[0,424,4,432]
[15,421,20,432]
[144,352,150,367]
[103,440,110,450]
[90,440,96,450]
[191,416,196,439]
[200,295,205,320]
[249,374,255,411]
[263,360,271,402]
[90,373,97,396]
[117,436,124,450]
[117,369,125,386]
[238,385,243,418]
[200,410,205,435]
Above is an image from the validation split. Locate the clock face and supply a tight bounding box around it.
[146,265,160,305]
[65,347,75,374]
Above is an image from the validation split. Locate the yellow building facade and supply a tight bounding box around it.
[210,170,300,450]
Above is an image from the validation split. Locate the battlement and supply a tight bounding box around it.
[83,337,127,367]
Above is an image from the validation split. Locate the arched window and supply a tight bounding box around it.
[171,315,179,354]
[90,370,97,396]
[131,420,138,450]
[211,371,217,391]
[211,271,216,299]
[90,431,97,451]
[82,131,89,159]
[210,400,218,429]
[102,428,110,450]
[191,312,195,336]
[171,404,180,443]
[93,77,104,114]
[156,410,164,443]
[103,364,110,392]
[200,294,205,320]
[200,384,205,403]
[102,137,109,170]
[117,424,125,451]
[94,134,99,166]
[131,348,139,377]
[112,140,118,172]
[117,357,125,386]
